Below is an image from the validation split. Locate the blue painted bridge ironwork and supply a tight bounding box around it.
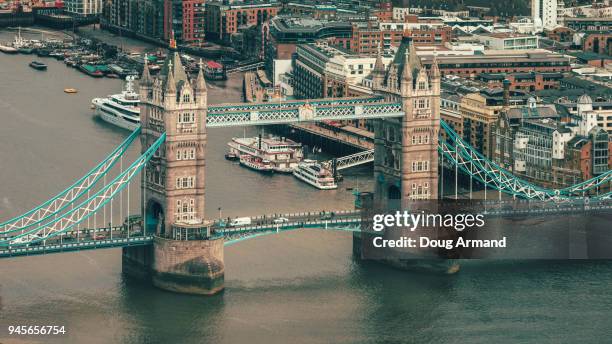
[206,96,403,127]
[2,198,611,258]
[0,212,361,258]
[2,96,612,254]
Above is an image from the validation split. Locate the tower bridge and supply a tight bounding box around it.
[2,38,611,294]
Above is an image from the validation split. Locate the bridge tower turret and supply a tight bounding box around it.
[139,51,209,236]
[123,50,224,295]
[371,37,441,208]
[372,44,386,89]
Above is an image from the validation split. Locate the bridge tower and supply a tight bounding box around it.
[122,51,224,295]
[371,37,441,208]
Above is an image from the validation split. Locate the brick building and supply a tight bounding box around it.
[564,17,611,32]
[419,50,572,78]
[546,27,574,43]
[331,23,452,55]
[552,138,592,186]
[492,95,611,187]
[264,16,352,84]
[205,1,279,43]
[293,43,391,99]
[164,0,205,44]
[477,72,563,92]
[583,33,612,56]
[107,0,165,42]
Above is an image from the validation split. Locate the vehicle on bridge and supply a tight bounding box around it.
[229,217,252,227]
[320,212,335,220]
[273,217,289,224]
[9,234,42,247]
[91,232,106,240]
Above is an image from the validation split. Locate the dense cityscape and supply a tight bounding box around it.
[1,0,612,342]
[3,0,609,188]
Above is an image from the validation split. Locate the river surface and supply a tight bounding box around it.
[1,31,612,344]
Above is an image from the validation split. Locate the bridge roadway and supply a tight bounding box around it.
[0,210,361,258]
[2,200,610,259]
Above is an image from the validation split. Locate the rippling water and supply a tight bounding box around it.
[1,30,612,344]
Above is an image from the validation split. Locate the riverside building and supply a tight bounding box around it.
[492,95,611,187]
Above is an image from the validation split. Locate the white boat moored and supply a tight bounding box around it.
[293,159,337,190]
[92,75,140,131]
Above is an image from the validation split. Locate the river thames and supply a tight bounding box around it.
[1,31,612,344]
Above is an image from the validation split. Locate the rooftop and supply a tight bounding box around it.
[478,32,535,39]
[568,51,612,61]
[507,105,558,120]
[419,49,569,64]
[207,0,279,10]
[565,17,612,22]
[269,15,352,41]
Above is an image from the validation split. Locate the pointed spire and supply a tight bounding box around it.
[171,51,188,83]
[407,39,422,72]
[194,58,207,92]
[374,42,385,73]
[401,49,412,82]
[165,59,176,94]
[141,53,151,85]
[431,54,441,79]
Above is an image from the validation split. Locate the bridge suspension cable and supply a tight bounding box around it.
[0,133,166,247]
[0,128,141,235]
[440,120,610,200]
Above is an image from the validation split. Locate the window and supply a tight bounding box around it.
[178,112,195,123]
[176,176,195,189]
[418,81,426,90]
[412,160,430,172]
[411,135,430,145]
[175,198,195,221]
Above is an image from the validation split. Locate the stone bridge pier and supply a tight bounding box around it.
[122,224,224,296]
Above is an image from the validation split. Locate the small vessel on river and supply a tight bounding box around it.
[239,154,274,174]
[228,136,303,173]
[29,61,47,70]
[293,160,338,190]
[0,44,18,54]
[204,61,227,81]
